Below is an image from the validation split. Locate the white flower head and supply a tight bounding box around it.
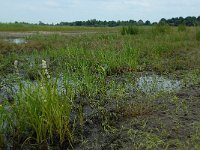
[41,60,50,79]
[14,60,18,68]
[42,60,47,69]
[47,74,51,79]
[42,60,46,64]
[40,84,44,90]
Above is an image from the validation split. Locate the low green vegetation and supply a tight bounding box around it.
[196,30,200,41]
[153,24,171,34]
[121,26,139,35]
[178,24,187,32]
[0,26,200,149]
[0,23,118,32]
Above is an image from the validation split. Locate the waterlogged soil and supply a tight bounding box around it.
[6,72,190,149]
[0,63,200,149]
[5,38,27,44]
[0,73,182,103]
[72,83,200,149]
[1,71,200,149]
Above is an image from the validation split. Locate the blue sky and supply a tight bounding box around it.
[0,0,200,23]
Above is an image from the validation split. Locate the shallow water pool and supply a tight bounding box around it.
[136,75,182,94]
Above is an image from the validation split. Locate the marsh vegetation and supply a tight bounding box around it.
[0,25,200,149]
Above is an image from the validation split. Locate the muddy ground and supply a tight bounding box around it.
[70,76,200,150]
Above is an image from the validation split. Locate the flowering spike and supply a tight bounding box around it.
[14,60,18,69]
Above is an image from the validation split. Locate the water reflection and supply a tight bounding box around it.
[6,38,26,44]
[136,75,182,94]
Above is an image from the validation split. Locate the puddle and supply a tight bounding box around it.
[0,80,34,102]
[136,75,182,94]
[0,73,183,103]
[0,75,79,102]
[6,38,26,44]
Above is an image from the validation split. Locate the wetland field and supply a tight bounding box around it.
[0,25,200,149]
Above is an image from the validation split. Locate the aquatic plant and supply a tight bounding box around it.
[14,60,18,69]
[41,60,50,79]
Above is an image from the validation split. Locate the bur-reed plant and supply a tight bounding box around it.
[14,78,74,145]
[0,68,77,147]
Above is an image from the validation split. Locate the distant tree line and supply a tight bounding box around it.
[56,16,200,27]
[159,16,200,26]
[8,16,200,27]
[57,19,150,27]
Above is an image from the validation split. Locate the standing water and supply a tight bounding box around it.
[136,75,182,94]
[6,38,26,44]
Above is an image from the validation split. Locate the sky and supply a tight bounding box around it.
[0,0,200,24]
